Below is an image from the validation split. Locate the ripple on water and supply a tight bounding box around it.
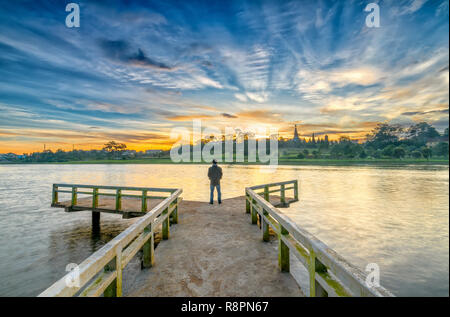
[0,164,448,296]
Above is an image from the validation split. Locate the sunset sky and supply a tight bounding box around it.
[0,0,448,153]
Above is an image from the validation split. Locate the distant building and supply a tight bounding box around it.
[144,149,163,157]
[121,150,137,157]
[145,150,162,155]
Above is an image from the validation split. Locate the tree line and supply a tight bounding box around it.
[1,122,448,163]
[280,122,448,160]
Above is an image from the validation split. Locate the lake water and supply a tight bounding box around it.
[0,164,448,296]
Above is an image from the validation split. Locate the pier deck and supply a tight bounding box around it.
[126,197,303,296]
[41,180,393,297]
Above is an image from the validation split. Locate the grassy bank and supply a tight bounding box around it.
[1,157,448,166]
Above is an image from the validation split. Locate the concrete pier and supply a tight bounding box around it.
[126,197,303,297]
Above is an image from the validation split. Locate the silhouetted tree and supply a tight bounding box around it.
[433,142,449,158]
[407,122,440,144]
[393,147,406,159]
[367,123,403,146]
[421,147,432,160]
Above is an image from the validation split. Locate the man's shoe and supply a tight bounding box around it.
[218,200,222,204]
[209,201,213,205]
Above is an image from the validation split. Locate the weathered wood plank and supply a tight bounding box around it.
[79,270,117,297]
[121,230,153,268]
[71,187,77,206]
[92,188,98,208]
[249,180,296,190]
[53,183,177,192]
[103,258,117,297]
[141,190,148,212]
[162,207,170,240]
[278,225,289,272]
[171,198,182,224]
[116,248,123,297]
[280,184,286,206]
[52,185,58,205]
[142,226,155,268]
[116,189,122,211]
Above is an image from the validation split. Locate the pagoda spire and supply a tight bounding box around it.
[293,124,300,142]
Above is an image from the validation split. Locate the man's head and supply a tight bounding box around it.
[212,159,217,165]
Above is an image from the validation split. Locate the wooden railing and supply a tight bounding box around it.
[52,184,177,213]
[39,188,182,297]
[245,180,298,210]
[245,180,394,297]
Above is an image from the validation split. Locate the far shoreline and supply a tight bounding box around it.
[0,158,448,166]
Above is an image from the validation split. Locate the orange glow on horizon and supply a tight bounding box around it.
[0,130,370,154]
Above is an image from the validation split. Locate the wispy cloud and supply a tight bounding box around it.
[99,39,174,70]
[0,0,448,152]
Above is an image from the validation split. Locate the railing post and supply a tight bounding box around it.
[172,201,178,224]
[314,257,328,297]
[246,192,250,213]
[116,247,123,297]
[308,249,328,297]
[142,225,154,268]
[264,186,269,201]
[251,198,258,225]
[115,189,122,211]
[71,187,77,206]
[103,258,117,297]
[141,190,148,212]
[262,208,270,242]
[294,180,299,201]
[278,225,290,272]
[280,184,286,206]
[308,249,316,297]
[52,185,58,205]
[92,188,100,233]
[162,207,170,240]
[92,188,98,208]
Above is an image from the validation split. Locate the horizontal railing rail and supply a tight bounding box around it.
[40,188,182,297]
[245,180,394,297]
[53,183,177,192]
[52,184,177,212]
[246,179,298,209]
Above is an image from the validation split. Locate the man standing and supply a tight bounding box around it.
[208,159,222,204]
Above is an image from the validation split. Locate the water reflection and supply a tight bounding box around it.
[0,164,448,296]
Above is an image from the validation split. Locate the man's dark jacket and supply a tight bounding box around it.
[208,164,222,186]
